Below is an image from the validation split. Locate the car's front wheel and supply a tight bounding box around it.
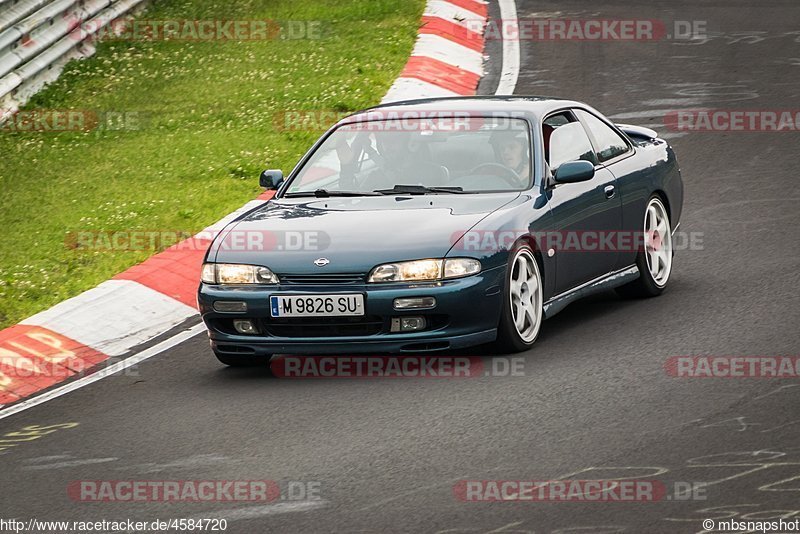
[496,245,544,353]
[617,195,673,298]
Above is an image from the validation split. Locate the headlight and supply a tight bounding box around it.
[443,258,482,278]
[368,258,480,283]
[201,263,279,284]
[368,259,441,282]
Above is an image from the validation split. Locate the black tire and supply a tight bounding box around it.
[495,244,544,353]
[213,351,268,367]
[616,195,673,298]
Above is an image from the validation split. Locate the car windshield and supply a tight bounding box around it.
[283,117,533,195]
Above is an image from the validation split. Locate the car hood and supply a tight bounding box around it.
[209,193,519,274]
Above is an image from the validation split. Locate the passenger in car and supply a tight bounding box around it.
[336,131,449,190]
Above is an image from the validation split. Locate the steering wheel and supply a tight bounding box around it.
[468,163,521,188]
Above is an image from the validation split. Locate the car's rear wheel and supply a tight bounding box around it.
[495,245,543,353]
[616,195,673,298]
[214,351,269,367]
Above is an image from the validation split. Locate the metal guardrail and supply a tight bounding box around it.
[0,0,149,124]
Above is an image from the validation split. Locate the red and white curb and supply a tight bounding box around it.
[383,0,487,103]
[0,192,274,408]
[0,0,493,410]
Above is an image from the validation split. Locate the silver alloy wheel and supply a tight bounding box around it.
[509,248,542,342]
[644,197,673,287]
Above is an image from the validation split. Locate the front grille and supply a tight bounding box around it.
[279,273,365,285]
[263,316,384,337]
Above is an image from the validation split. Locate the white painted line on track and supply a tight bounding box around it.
[495,0,520,95]
[23,457,118,470]
[0,323,206,421]
[191,501,328,520]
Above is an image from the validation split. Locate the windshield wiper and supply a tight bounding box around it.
[374,185,467,195]
[284,189,381,198]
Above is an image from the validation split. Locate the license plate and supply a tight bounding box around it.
[270,294,364,317]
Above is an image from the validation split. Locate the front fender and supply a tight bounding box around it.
[446,190,557,301]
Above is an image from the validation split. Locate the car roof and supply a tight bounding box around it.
[347,96,588,122]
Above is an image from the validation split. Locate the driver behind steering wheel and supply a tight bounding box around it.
[489,130,531,185]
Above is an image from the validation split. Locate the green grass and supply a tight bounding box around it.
[0,0,425,328]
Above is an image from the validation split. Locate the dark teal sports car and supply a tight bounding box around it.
[198,96,683,366]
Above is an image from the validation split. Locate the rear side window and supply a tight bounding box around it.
[576,109,630,162]
[545,111,598,170]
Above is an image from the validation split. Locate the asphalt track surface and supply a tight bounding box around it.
[2,1,800,533]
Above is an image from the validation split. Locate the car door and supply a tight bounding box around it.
[543,110,622,295]
[573,108,641,271]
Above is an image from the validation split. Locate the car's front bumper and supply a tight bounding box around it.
[198,265,505,355]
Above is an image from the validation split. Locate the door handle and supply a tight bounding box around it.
[604,185,616,199]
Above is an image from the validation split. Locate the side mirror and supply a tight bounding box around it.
[259,169,284,190]
[553,160,595,184]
